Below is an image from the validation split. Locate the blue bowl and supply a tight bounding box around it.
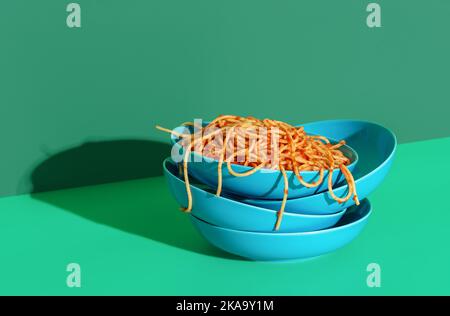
[190,199,372,261]
[164,158,347,233]
[170,125,358,200]
[239,120,396,215]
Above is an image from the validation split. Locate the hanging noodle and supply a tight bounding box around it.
[156,115,359,231]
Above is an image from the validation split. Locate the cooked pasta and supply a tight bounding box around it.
[157,115,359,230]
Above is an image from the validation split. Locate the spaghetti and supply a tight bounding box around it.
[156,115,359,231]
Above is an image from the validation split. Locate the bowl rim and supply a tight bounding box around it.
[189,199,372,236]
[163,157,347,219]
[169,124,360,176]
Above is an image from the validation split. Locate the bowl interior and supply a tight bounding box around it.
[303,120,396,181]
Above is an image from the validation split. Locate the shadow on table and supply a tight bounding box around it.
[30,139,241,260]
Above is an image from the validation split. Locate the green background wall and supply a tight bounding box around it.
[1,0,449,197]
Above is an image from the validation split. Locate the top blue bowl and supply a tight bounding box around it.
[170,124,358,200]
[239,120,396,215]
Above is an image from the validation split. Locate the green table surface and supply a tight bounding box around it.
[1,136,449,295]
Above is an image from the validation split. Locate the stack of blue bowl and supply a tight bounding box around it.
[163,120,396,261]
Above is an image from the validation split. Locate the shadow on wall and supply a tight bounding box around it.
[31,139,171,193]
[30,139,239,260]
